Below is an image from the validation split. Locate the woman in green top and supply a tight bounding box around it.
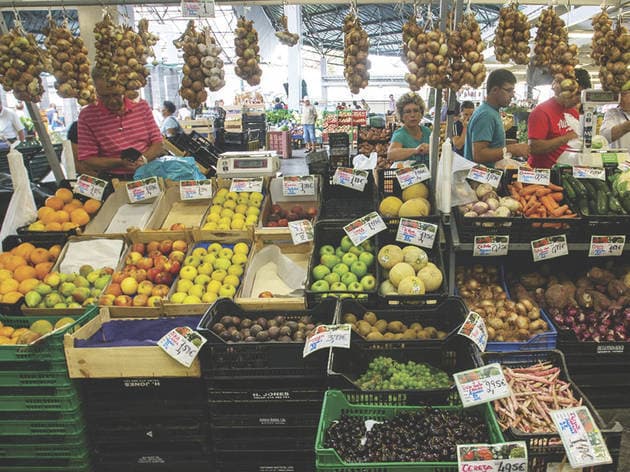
[387,93,431,166]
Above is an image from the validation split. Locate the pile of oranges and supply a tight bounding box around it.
[0,242,61,304]
[28,188,102,232]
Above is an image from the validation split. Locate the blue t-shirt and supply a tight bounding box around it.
[161,115,182,136]
[390,125,431,166]
[464,102,504,168]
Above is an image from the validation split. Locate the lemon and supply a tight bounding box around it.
[216,188,228,198]
[170,292,187,304]
[212,195,225,205]
[233,242,249,255]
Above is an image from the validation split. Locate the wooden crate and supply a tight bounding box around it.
[180,119,214,138]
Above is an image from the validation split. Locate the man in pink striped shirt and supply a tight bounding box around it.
[78,68,164,178]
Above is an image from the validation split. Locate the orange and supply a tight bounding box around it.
[2,291,23,304]
[11,327,28,338]
[0,279,19,295]
[63,202,82,213]
[0,337,11,345]
[0,269,12,282]
[35,262,54,279]
[55,188,74,203]
[37,206,55,221]
[49,245,62,260]
[45,222,63,231]
[40,211,58,225]
[0,326,14,337]
[70,208,90,226]
[55,211,70,224]
[29,248,50,265]
[45,196,64,211]
[11,242,35,260]
[61,222,79,231]
[18,278,39,294]
[0,253,11,265]
[13,265,37,282]
[4,256,27,271]
[71,198,82,206]
[83,199,102,215]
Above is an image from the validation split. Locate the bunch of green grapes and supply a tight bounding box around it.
[356,356,451,391]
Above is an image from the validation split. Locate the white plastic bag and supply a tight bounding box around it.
[0,143,37,240]
[353,152,378,170]
[450,151,478,208]
[436,138,453,213]
[61,139,76,179]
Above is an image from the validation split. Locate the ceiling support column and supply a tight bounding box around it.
[286,4,303,109]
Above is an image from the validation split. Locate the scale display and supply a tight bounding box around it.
[233,158,268,169]
[582,89,618,103]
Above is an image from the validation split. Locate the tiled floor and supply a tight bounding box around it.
[279,148,309,176]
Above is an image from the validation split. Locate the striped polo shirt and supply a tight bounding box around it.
[78,97,162,174]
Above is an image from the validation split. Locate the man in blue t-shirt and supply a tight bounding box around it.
[464,69,529,168]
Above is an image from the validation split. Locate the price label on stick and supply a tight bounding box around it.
[458,311,488,352]
[457,441,528,472]
[588,235,625,257]
[518,167,551,186]
[467,164,503,188]
[230,177,264,193]
[303,324,351,357]
[550,406,612,469]
[454,363,511,407]
[531,234,568,262]
[332,167,368,191]
[343,212,387,247]
[473,235,509,257]
[75,174,108,201]
[573,166,606,181]
[395,218,437,249]
[395,165,430,189]
[618,160,630,172]
[179,180,213,200]
[282,176,315,197]
[126,177,162,203]
[288,219,314,245]
[158,327,207,368]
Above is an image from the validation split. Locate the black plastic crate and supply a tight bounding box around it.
[211,427,315,452]
[197,298,336,379]
[570,370,630,409]
[93,441,208,466]
[320,170,377,219]
[337,297,467,345]
[213,450,315,472]
[95,459,210,472]
[210,401,322,428]
[207,377,326,405]
[305,220,381,308]
[328,132,350,148]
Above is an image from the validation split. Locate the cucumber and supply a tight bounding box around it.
[567,175,587,198]
[578,197,590,216]
[582,180,598,199]
[608,194,624,214]
[593,179,609,193]
[596,190,609,215]
[563,178,577,202]
[622,194,630,213]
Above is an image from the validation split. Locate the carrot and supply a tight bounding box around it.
[549,192,564,202]
[525,204,540,217]
[558,213,577,218]
[541,195,558,213]
[521,185,544,195]
[547,183,563,191]
[551,205,569,217]
[542,222,562,229]
[513,181,524,191]
[535,188,552,197]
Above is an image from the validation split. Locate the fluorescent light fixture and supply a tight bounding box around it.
[486,63,513,69]
[568,32,594,38]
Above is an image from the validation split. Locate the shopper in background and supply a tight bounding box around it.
[464,69,529,167]
[301,97,318,153]
[452,101,475,156]
[387,94,396,115]
[0,102,25,143]
[387,92,431,166]
[352,100,361,110]
[527,68,592,168]
[273,97,285,110]
[177,106,192,121]
[77,67,163,178]
[361,99,370,113]
[160,100,183,138]
[600,90,630,150]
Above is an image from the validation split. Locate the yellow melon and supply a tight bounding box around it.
[402,183,429,201]
[398,198,431,217]
[378,196,403,218]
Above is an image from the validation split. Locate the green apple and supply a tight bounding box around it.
[179,266,198,281]
[310,280,330,292]
[177,279,194,293]
[44,292,63,308]
[183,295,202,304]
[213,257,231,271]
[330,282,347,292]
[54,303,68,309]
[90,287,102,298]
[86,270,101,284]
[320,254,340,269]
[202,292,218,304]
[360,240,374,253]
[207,243,223,254]
[184,255,201,268]
[350,261,368,278]
[332,263,350,277]
[324,272,341,285]
[341,252,358,267]
[348,245,364,256]
[219,283,236,298]
[94,275,111,290]
[194,274,211,286]
[202,253,217,265]
[341,272,358,286]
[319,245,335,256]
[358,252,374,267]
[360,274,376,291]
[312,264,331,280]
[339,293,355,299]
[171,292,187,303]
[24,290,41,308]
[335,247,346,258]
[227,265,244,277]
[347,281,363,292]
[68,302,82,308]
[340,235,354,252]
[188,284,205,299]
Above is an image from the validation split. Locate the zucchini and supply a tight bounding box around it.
[567,175,587,198]
[593,179,609,193]
[582,180,598,199]
[622,194,630,213]
[578,197,590,216]
[608,194,624,214]
[596,190,609,215]
[563,178,577,202]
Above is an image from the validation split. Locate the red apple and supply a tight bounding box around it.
[146,241,160,254]
[148,250,162,259]
[170,223,186,231]
[306,207,318,218]
[153,255,168,271]
[268,214,279,222]
[258,291,273,298]
[154,271,174,286]
[131,242,145,254]
[278,218,289,227]
[137,280,154,295]
[169,250,185,263]
[132,294,149,307]
[136,257,153,270]
[112,272,125,285]
[101,267,114,276]
[151,284,170,297]
[159,240,173,255]
[291,205,304,217]
[105,283,122,296]
[172,240,188,253]
[267,221,278,227]
[113,295,133,307]
[146,268,161,283]
[98,294,116,306]
[279,209,288,218]
[135,269,147,283]
[168,260,181,275]
[125,251,143,265]
[271,204,282,214]
[287,212,299,222]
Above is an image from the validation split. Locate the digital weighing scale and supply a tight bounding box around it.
[216,151,281,178]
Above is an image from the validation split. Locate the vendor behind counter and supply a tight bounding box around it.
[386,92,431,167]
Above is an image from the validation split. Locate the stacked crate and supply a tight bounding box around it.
[0,308,97,472]
[198,298,337,472]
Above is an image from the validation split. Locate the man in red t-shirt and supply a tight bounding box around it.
[527,69,591,168]
[78,68,164,178]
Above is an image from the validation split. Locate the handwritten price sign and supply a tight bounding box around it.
[517,168,551,186]
[550,406,612,468]
[158,327,207,368]
[332,167,369,192]
[458,311,488,352]
[457,442,527,472]
[343,212,387,247]
[473,235,509,257]
[588,235,625,257]
[395,218,437,249]
[303,324,351,357]
[573,166,606,181]
[282,176,315,197]
[288,219,314,245]
[531,235,568,262]
[454,363,511,408]
[75,174,108,201]
[395,165,430,189]
[230,177,264,193]
[467,165,503,188]
[126,178,162,203]
[179,180,213,200]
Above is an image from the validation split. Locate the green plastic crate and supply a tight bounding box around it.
[0,362,71,388]
[315,390,504,471]
[0,435,88,458]
[0,450,90,471]
[0,385,80,411]
[0,408,85,436]
[0,306,99,362]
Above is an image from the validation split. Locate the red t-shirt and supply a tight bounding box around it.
[78,98,162,174]
[527,98,578,169]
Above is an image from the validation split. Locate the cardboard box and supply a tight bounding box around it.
[180,118,214,138]
[64,308,201,378]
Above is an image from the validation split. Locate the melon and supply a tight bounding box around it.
[398,197,431,217]
[379,280,397,296]
[389,262,416,288]
[416,262,443,292]
[379,196,403,218]
[402,183,429,201]
[397,276,426,295]
[402,246,428,271]
[377,244,403,269]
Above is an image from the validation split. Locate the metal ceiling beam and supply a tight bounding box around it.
[0,0,609,6]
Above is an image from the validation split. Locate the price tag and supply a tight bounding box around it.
[288,219,314,245]
[617,160,630,172]
[303,324,351,357]
[518,167,551,186]
[126,177,162,203]
[454,363,511,408]
[332,167,368,192]
[75,174,108,201]
[343,212,387,247]
[573,166,606,181]
[473,235,509,257]
[395,165,430,189]
[550,406,612,469]
[230,177,264,193]
[395,218,437,249]
[467,164,504,188]
[158,327,207,368]
[179,180,213,200]
[589,235,625,257]
[531,235,569,262]
[458,311,488,352]
[457,441,527,472]
[282,176,315,197]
